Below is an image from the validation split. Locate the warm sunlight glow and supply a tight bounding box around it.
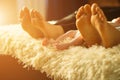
[0,12,6,25]
[0,1,18,26]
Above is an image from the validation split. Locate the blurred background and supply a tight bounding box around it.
[0,0,120,26]
[0,0,47,25]
[0,0,120,80]
[0,0,17,25]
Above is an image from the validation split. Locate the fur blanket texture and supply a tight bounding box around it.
[0,24,120,80]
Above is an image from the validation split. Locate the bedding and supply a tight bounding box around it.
[0,24,120,80]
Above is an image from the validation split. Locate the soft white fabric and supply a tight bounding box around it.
[0,24,120,80]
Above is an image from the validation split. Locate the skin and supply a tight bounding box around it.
[20,7,44,38]
[20,4,120,50]
[53,3,120,50]
[76,4,101,46]
[20,7,64,39]
[91,3,120,47]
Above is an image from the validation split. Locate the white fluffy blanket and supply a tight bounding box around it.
[0,24,120,80]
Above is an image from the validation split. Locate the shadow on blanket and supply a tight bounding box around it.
[0,24,120,80]
[0,55,51,80]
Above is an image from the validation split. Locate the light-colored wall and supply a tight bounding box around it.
[0,0,18,25]
[0,0,47,25]
[17,0,47,19]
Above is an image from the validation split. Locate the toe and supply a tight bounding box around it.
[76,6,84,19]
[23,7,31,23]
[31,9,38,23]
[31,10,39,25]
[20,7,28,17]
[84,4,91,15]
[31,10,45,26]
[31,9,35,18]
[35,11,44,21]
[24,7,30,17]
[20,7,31,25]
[91,3,98,15]
[23,7,29,12]
[97,7,107,22]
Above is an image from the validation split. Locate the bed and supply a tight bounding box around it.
[0,24,120,80]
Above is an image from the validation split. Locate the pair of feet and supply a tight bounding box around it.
[20,3,120,49]
[20,7,64,39]
[76,3,120,47]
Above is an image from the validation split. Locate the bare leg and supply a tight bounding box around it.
[20,7,64,39]
[91,3,120,47]
[20,7,44,38]
[76,4,101,46]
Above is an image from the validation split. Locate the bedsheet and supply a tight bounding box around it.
[0,24,120,80]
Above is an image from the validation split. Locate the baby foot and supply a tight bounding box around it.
[91,3,120,47]
[112,17,120,24]
[111,17,120,27]
[20,7,44,38]
[76,4,101,46]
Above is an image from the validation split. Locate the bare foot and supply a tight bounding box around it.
[20,7,44,38]
[20,7,64,39]
[30,10,50,38]
[31,10,64,39]
[91,3,120,47]
[76,4,101,46]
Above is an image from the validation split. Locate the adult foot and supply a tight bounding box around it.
[30,10,50,38]
[20,7,44,38]
[91,3,120,47]
[76,4,101,46]
[31,10,64,39]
